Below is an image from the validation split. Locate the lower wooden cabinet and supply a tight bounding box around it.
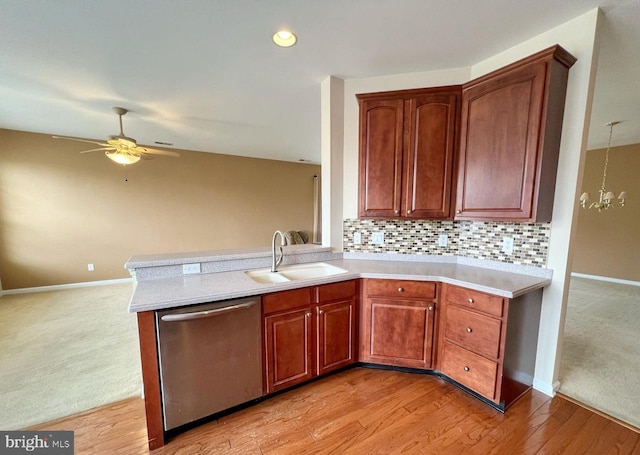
[360,279,436,369]
[262,278,541,408]
[264,308,314,392]
[263,280,357,394]
[438,283,542,408]
[317,298,357,376]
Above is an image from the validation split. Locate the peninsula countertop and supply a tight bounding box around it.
[127,254,552,313]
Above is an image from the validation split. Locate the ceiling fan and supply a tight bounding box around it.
[53,107,180,165]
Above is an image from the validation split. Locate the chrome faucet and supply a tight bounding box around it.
[271,230,286,272]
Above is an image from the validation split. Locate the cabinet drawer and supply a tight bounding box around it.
[263,288,312,315]
[444,305,502,359]
[441,341,498,400]
[445,285,504,318]
[366,279,436,299]
[315,280,356,303]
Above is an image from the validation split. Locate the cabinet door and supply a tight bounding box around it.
[364,298,435,369]
[455,61,546,220]
[403,93,458,219]
[358,98,404,218]
[316,298,357,376]
[264,309,313,393]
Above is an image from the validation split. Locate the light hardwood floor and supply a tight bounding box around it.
[30,368,640,454]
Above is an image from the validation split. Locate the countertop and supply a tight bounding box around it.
[127,257,551,313]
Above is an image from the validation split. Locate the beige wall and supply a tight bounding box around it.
[0,128,320,290]
[571,142,639,281]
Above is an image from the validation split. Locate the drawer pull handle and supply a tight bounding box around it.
[468,298,474,304]
[398,287,404,292]
[428,306,434,311]
[466,327,472,333]
[464,366,470,372]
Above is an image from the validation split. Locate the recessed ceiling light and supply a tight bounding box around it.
[272,30,297,48]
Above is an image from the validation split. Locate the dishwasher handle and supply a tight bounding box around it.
[160,300,258,322]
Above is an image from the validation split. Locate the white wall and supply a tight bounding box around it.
[321,76,345,250]
[322,8,602,395]
[468,9,601,395]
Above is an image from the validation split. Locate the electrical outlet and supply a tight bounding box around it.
[502,237,514,254]
[353,232,362,245]
[371,232,385,245]
[183,263,201,274]
[438,234,448,247]
[87,263,94,272]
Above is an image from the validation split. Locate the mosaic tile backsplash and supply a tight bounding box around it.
[343,219,550,267]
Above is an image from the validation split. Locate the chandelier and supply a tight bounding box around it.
[579,121,627,211]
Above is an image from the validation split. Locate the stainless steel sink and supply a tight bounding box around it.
[245,262,348,284]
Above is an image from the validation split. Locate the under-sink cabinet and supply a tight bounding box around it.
[263,280,358,394]
[360,279,437,369]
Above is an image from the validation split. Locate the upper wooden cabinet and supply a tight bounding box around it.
[454,45,577,222]
[358,87,461,219]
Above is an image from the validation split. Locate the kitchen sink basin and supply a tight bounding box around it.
[245,262,348,284]
[244,269,292,284]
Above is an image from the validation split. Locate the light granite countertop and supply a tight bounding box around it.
[127,256,551,313]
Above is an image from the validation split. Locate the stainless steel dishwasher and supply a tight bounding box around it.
[156,297,262,431]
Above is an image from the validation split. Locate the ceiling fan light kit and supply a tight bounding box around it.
[105,150,141,165]
[53,106,180,166]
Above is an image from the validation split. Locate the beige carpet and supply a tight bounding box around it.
[559,277,640,429]
[0,283,142,430]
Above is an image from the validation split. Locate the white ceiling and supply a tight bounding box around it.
[1,1,638,164]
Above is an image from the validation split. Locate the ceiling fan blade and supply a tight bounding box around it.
[80,147,114,154]
[52,136,108,147]
[138,147,181,157]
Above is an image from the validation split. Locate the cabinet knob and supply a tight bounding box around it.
[456,210,461,214]
[319,310,324,315]
[466,327,473,333]
[428,306,434,311]
[306,312,312,317]
[468,298,474,304]
[398,287,404,292]
[394,210,399,215]
[464,366,470,372]
[406,210,412,214]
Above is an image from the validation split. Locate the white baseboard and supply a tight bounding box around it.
[533,379,560,397]
[571,272,640,287]
[1,278,133,296]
